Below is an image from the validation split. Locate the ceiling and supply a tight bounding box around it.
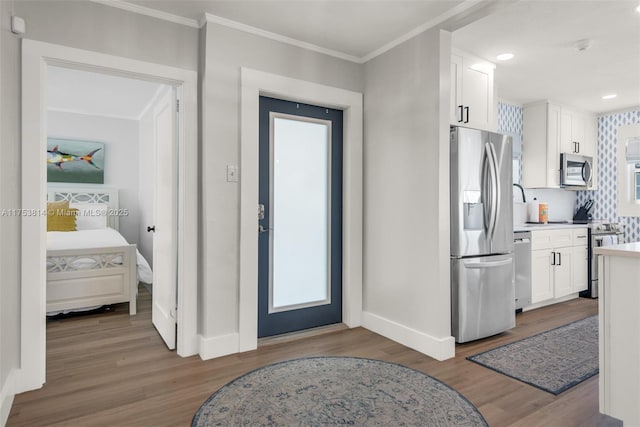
[57,1,640,116]
[47,65,164,119]
[121,0,639,114]
[452,0,640,113]
[128,0,469,60]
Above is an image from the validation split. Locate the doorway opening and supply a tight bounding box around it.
[20,39,198,393]
[44,65,178,349]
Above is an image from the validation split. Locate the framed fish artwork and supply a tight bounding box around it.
[47,138,105,184]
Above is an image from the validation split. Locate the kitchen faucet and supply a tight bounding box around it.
[513,183,527,203]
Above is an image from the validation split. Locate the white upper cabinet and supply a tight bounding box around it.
[450,51,497,132]
[522,101,562,188]
[522,100,597,189]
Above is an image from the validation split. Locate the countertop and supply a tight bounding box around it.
[514,223,588,232]
[594,242,640,258]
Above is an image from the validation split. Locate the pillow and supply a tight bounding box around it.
[70,203,108,230]
[47,207,78,232]
[46,200,69,215]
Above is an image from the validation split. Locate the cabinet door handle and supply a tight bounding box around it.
[558,252,561,265]
[551,251,556,265]
[458,105,464,123]
[576,141,580,153]
[464,106,470,123]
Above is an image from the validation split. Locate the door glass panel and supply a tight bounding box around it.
[270,115,330,311]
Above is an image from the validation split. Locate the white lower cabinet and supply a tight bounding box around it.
[530,228,587,305]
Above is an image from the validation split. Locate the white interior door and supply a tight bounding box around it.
[152,87,178,350]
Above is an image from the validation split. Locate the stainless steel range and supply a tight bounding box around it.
[580,221,624,298]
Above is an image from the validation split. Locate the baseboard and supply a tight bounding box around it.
[522,293,578,312]
[362,311,455,361]
[199,333,239,360]
[0,370,17,427]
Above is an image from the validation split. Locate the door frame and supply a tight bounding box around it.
[239,68,363,351]
[18,39,199,393]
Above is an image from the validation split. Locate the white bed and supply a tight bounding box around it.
[46,185,151,315]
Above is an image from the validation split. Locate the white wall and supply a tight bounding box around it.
[1,0,199,406]
[1,1,21,423]
[200,21,363,342]
[48,111,141,244]
[524,188,577,222]
[362,28,455,360]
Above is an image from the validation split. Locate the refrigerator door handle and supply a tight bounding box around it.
[483,142,498,240]
[488,142,501,239]
[463,259,513,269]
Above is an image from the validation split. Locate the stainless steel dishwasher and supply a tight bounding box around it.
[514,231,531,311]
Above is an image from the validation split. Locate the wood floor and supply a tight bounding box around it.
[8,287,620,427]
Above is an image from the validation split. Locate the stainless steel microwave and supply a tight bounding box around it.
[560,153,593,187]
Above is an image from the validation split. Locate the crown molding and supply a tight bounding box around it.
[90,0,200,29]
[361,0,483,63]
[203,13,362,63]
[92,0,488,65]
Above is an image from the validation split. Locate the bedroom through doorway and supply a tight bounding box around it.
[44,65,179,350]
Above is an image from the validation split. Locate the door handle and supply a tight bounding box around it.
[458,105,464,123]
[576,142,580,153]
[464,106,470,123]
[258,224,272,233]
[551,251,556,265]
[147,225,155,233]
[557,252,562,266]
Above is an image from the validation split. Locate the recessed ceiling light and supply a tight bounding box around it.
[636,4,640,12]
[602,94,617,100]
[496,53,514,61]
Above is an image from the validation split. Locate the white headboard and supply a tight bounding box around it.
[47,184,120,230]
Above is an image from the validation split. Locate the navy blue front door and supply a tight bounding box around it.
[258,96,343,338]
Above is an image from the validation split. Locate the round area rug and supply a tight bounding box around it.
[192,356,487,426]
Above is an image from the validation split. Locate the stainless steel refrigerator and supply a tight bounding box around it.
[450,126,515,343]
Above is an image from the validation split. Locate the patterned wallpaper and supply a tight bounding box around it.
[497,102,523,137]
[498,102,523,183]
[577,110,640,243]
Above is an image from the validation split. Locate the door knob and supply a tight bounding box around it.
[147,226,156,232]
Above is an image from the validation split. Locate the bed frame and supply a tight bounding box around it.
[46,184,137,315]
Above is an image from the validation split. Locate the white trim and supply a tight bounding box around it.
[522,293,579,312]
[92,1,483,64]
[362,311,455,362]
[360,0,483,63]
[238,68,363,354]
[136,85,168,121]
[90,0,200,28]
[203,13,361,64]
[47,106,140,122]
[1,369,17,427]
[199,333,240,360]
[19,39,199,394]
[617,124,640,217]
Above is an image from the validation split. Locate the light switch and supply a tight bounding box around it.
[226,165,239,182]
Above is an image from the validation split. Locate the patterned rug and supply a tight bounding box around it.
[467,316,598,395]
[192,356,487,426]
